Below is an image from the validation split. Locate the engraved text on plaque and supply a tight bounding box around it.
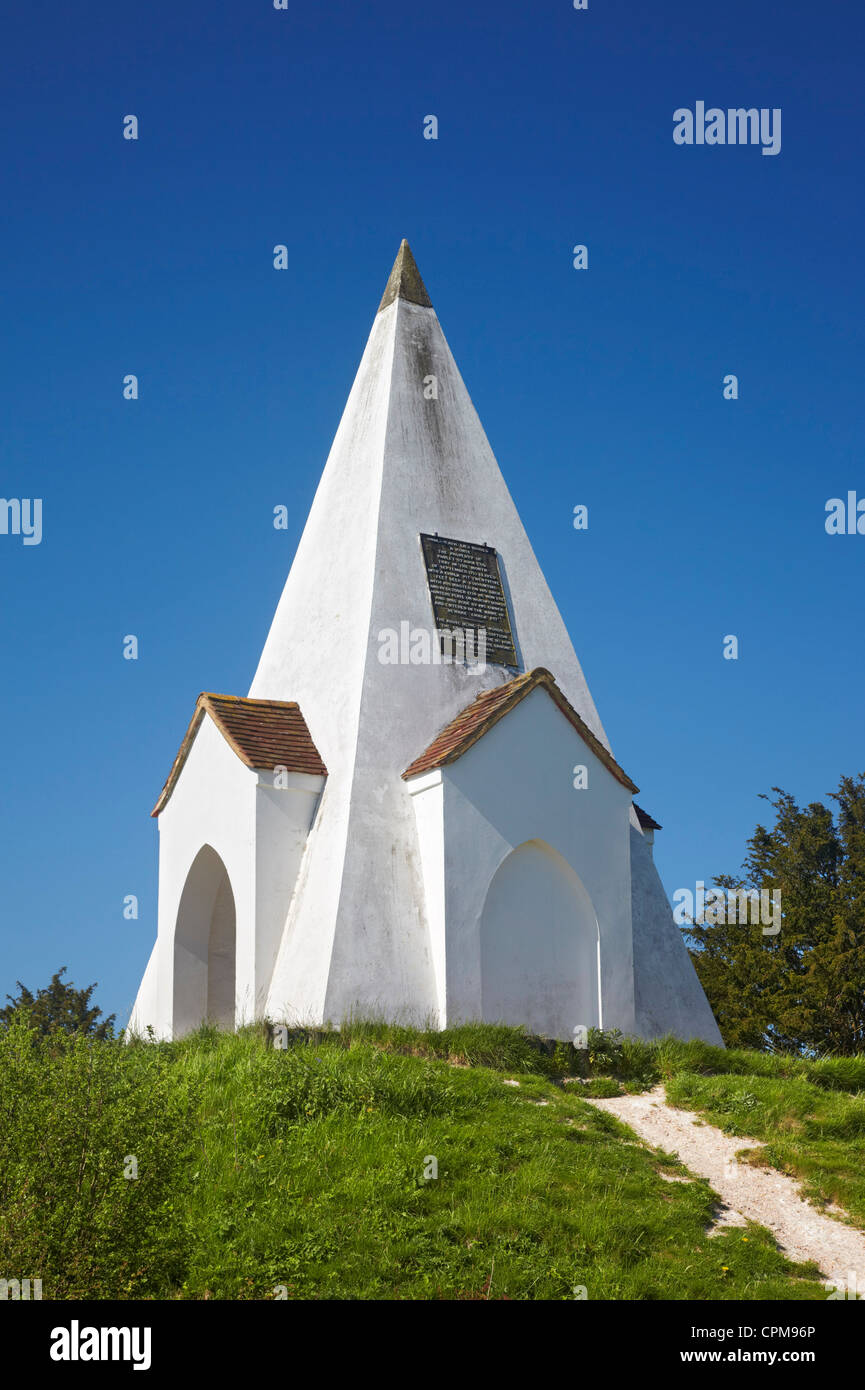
[419,533,518,667]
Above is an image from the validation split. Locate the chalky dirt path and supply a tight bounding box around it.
[583,1084,865,1292]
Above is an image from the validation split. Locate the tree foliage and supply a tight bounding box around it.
[0,966,116,1040]
[0,1019,192,1297]
[685,774,865,1055]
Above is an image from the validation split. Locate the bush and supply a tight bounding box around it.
[0,1020,197,1298]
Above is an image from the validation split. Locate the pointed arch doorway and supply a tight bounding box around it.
[173,844,236,1037]
[479,839,601,1040]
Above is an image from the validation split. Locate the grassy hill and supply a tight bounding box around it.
[2,1019,864,1300]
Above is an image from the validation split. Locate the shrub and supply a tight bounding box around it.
[0,1020,196,1298]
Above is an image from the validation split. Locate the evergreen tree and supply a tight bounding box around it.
[685,774,865,1055]
[0,966,116,1039]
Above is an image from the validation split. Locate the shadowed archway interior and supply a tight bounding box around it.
[173,844,236,1036]
[480,839,601,1039]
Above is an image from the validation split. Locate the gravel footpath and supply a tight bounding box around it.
[583,1084,865,1292]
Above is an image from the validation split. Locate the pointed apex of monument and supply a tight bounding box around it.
[377,239,433,313]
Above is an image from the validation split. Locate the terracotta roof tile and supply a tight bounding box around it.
[634,803,662,832]
[402,667,639,793]
[152,694,326,817]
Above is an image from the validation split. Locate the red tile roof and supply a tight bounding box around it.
[402,667,639,793]
[634,803,662,831]
[152,694,327,816]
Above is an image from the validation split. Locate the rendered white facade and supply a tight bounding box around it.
[129,242,722,1046]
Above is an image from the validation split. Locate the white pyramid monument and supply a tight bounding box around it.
[129,242,722,1046]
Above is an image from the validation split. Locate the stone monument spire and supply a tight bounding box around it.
[249,240,610,1024]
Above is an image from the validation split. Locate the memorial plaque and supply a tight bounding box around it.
[420,533,518,667]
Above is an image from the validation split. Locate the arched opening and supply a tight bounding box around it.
[173,845,236,1037]
[480,839,600,1039]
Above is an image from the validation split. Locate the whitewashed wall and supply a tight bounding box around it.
[630,820,724,1043]
[128,714,324,1037]
[409,686,637,1040]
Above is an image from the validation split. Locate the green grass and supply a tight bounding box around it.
[0,1018,859,1300]
[661,1071,865,1229]
[589,1033,865,1231]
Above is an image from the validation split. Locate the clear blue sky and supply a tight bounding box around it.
[1,0,862,1028]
